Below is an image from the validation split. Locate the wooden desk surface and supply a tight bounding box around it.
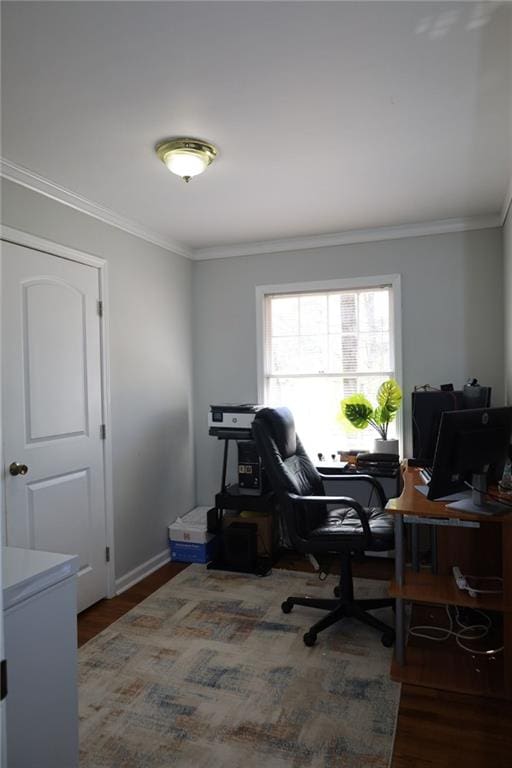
[386,464,510,524]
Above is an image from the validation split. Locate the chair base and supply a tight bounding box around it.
[282,555,395,647]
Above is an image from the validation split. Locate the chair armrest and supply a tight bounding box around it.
[287,492,372,542]
[317,472,387,507]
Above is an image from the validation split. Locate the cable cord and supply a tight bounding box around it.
[461,573,503,596]
[408,604,503,655]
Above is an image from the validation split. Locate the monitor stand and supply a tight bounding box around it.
[447,497,504,515]
[447,473,503,516]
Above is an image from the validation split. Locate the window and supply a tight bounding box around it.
[260,278,400,456]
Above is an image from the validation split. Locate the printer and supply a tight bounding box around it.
[208,404,263,437]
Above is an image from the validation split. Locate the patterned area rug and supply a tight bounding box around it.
[79,565,399,768]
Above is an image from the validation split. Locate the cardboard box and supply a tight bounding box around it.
[169,537,218,564]
[168,506,212,544]
[223,510,275,557]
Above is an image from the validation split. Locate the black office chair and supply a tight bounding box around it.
[252,406,395,647]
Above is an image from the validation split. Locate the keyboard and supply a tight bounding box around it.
[419,467,433,485]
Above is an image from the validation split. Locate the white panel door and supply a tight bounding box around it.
[2,242,108,612]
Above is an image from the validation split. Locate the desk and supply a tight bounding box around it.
[386,464,511,699]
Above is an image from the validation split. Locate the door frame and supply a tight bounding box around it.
[0,225,116,600]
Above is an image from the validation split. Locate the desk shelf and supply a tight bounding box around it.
[391,603,505,698]
[390,638,505,699]
[388,463,512,700]
[390,568,508,612]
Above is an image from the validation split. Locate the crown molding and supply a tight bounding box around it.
[192,214,502,261]
[1,157,503,262]
[0,157,191,259]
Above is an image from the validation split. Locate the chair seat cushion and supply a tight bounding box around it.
[310,506,394,551]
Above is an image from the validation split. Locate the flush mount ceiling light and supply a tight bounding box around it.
[155,137,218,183]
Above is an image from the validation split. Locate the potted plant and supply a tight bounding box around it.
[339,379,402,455]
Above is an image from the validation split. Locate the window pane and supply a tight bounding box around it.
[328,295,342,334]
[358,291,389,332]
[358,332,390,372]
[264,284,396,455]
[340,294,357,333]
[328,293,357,334]
[299,295,327,336]
[266,373,396,456]
[271,296,299,336]
[342,334,358,372]
[299,334,327,373]
[328,334,342,371]
[271,336,300,374]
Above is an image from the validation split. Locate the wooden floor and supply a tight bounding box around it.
[77,562,188,646]
[77,556,512,767]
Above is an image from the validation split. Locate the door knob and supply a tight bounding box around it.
[9,462,29,477]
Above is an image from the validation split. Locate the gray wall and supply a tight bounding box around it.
[1,179,195,581]
[505,208,512,405]
[193,228,504,503]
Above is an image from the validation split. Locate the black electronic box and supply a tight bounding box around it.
[237,440,268,495]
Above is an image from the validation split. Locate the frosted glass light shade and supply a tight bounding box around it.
[156,138,218,182]
[164,150,208,179]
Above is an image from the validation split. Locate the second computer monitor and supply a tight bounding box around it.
[428,406,512,511]
[412,387,492,464]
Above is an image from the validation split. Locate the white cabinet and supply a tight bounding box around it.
[3,547,79,768]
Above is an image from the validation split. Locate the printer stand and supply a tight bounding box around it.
[207,435,276,576]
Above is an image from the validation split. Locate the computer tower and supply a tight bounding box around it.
[222,522,258,572]
[237,440,268,495]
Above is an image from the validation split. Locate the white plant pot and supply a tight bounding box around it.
[374,438,399,456]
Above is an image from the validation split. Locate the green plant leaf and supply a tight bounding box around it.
[374,405,391,425]
[339,394,374,430]
[376,379,402,414]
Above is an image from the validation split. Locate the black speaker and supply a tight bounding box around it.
[223,522,258,571]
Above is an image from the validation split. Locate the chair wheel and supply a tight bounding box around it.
[333,586,340,598]
[281,600,293,614]
[303,631,317,647]
[381,632,395,648]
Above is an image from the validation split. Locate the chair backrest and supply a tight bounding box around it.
[252,407,326,540]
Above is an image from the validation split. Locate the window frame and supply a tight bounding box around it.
[255,274,403,451]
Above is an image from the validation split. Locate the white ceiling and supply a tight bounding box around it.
[1,1,511,257]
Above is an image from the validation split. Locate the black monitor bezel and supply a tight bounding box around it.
[427,406,512,501]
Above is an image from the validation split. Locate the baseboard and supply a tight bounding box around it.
[115,547,170,595]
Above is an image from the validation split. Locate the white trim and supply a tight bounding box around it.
[502,177,512,225]
[98,264,116,599]
[0,158,191,260]
[0,226,106,268]
[391,275,404,453]
[194,215,501,261]
[115,548,171,595]
[0,228,116,600]
[255,274,404,452]
[1,158,503,262]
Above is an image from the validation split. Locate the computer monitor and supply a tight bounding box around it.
[412,390,464,464]
[411,387,492,464]
[428,406,512,514]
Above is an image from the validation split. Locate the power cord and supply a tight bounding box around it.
[409,604,503,655]
[453,565,503,598]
